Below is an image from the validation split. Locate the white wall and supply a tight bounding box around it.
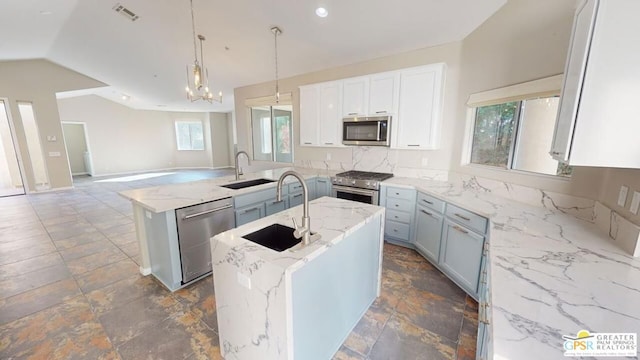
[0,59,105,191]
[57,95,230,176]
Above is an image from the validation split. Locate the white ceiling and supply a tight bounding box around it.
[0,0,506,112]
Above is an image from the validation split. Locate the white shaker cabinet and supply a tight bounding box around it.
[369,72,400,116]
[393,63,445,150]
[299,85,319,146]
[318,82,342,146]
[342,77,369,117]
[299,82,342,147]
[551,0,640,168]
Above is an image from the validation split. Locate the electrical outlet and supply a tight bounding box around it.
[618,185,629,207]
[326,152,331,161]
[48,151,61,157]
[421,157,429,167]
[46,135,56,141]
[630,191,640,215]
[237,272,251,289]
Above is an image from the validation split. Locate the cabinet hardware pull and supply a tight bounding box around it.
[395,192,400,195]
[292,194,302,198]
[452,225,469,234]
[375,111,386,114]
[454,213,471,221]
[395,204,399,207]
[183,204,233,220]
[304,142,312,144]
[407,144,420,147]
[551,151,561,155]
[242,207,259,214]
[324,142,333,145]
[420,209,433,216]
[422,199,433,204]
[393,229,398,232]
[317,180,326,183]
[348,112,358,115]
[270,200,283,204]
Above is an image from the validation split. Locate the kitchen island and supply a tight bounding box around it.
[210,196,385,360]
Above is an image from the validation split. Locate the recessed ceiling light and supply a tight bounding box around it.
[40,10,52,15]
[121,94,130,101]
[315,7,328,18]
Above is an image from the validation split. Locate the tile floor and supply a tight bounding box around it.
[0,170,477,360]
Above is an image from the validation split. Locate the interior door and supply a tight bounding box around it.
[0,100,25,196]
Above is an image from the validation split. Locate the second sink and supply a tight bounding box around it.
[220,178,275,190]
[242,224,302,252]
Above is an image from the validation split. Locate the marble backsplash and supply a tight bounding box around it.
[295,146,449,181]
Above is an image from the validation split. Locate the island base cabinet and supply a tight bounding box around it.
[211,213,384,360]
[439,219,485,296]
[265,199,287,216]
[235,203,265,226]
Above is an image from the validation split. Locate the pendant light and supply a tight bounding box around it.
[271,26,282,103]
[185,0,222,103]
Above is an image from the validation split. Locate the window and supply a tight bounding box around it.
[470,96,572,177]
[251,105,292,163]
[175,120,204,150]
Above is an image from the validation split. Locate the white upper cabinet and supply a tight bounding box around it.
[298,82,342,147]
[342,77,369,117]
[551,0,640,168]
[299,85,319,146]
[369,72,400,115]
[393,63,445,150]
[318,82,342,146]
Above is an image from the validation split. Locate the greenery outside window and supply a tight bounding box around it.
[470,96,572,177]
[175,120,204,151]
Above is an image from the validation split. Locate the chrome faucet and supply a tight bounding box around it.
[276,170,320,246]
[234,151,251,180]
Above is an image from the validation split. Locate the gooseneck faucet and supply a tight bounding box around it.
[276,171,312,245]
[234,151,251,180]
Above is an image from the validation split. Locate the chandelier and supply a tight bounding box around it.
[271,26,282,103]
[185,0,222,103]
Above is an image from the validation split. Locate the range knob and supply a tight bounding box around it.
[351,180,356,185]
[337,178,342,183]
[371,181,378,188]
[365,181,371,187]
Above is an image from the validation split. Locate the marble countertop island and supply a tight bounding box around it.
[119,167,337,213]
[210,196,385,359]
[382,176,640,359]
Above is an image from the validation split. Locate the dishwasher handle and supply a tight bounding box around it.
[182,204,233,220]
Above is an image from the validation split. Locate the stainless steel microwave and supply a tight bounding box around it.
[342,116,391,146]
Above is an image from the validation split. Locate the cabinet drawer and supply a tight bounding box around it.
[417,192,445,213]
[446,204,487,234]
[386,209,411,224]
[386,187,415,201]
[385,220,411,241]
[385,197,414,213]
[288,182,304,193]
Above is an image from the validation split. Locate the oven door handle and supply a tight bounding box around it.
[333,185,376,196]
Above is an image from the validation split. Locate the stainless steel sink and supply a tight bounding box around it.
[220,178,275,190]
[242,224,302,252]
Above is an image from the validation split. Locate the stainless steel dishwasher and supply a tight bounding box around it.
[176,197,234,284]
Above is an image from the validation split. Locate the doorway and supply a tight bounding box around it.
[61,122,92,177]
[0,99,25,196]
[251,105,293,163]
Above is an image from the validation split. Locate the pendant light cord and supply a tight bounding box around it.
[274,28,279,99]
[190,0,198,63]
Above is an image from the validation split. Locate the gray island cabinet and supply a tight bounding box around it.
[211,197,385,360]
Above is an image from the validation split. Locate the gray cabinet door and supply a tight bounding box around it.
[439,219,484,295]
[265,198,287,216]
[414,205,444,264]
[235,203,265,226]
[289,193,304,208]
[316,178,331,198]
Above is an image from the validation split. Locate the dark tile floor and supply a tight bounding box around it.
[0,169,477,360]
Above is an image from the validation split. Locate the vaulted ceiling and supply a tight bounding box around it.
[0,0,506,112]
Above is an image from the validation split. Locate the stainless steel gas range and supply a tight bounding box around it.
[331,170,394,205]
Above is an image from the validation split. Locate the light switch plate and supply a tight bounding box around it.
[46,135,56,141]
[326,152,331,161]
[48,151,61,157]
[421,157,429,166]
[618,185,629,207]
[630,191,640,215]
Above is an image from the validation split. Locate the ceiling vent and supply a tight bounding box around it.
[113,4,139,21]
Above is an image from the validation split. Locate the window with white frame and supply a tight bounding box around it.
[175,120,204,151]
[469,97,572,177]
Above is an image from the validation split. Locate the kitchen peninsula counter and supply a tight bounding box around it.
[211,196,385,360]
[382,176,640,359]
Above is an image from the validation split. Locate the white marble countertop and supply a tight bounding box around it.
[211,196,384,272]
[381,176,640,359]
[119,167,338,213]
